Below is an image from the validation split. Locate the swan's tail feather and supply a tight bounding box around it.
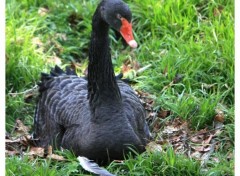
[50,65,65,76]
[77,156,116,176]
[66,66,78,76]
[50,65,77,77]
[38,65,77,93]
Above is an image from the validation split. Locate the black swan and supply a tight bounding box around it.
[33,0,151,162]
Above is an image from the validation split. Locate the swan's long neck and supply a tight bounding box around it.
[87,9,121,108]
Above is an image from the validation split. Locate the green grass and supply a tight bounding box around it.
[108,147,202,176]
[6,0,234,175]
[6,148,203,176]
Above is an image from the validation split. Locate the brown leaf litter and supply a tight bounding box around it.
[5,119,66,161]
[138,91,226,164]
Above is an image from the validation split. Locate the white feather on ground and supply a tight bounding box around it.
[77,156,116,176]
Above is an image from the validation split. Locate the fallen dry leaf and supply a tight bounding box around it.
[112,160,124,163]
[191,151,202,159]
[213,6,224,17]
[174,143,185,153]
[6,142,23,153]
[191,145,211,152]
[213,121,224,136]
[5,138,21,143]
[212,157,220,163]
[200,141,216,166]
[47,154,66,161]
[152,119,161,132]
[47,56,62,65]
[162,126,179,134]
[158,109,170,119]
[203,134,213,145]
[121,61,131,73]
[5,150,20,156]
[190,135,203,143]
[121,58,141,79]
[194,128,208,136]
[13,119,30,136]
[38,7,49,16]
[136,90,156,126]
[32,37,44,49]
[146,141,163,153]
[170,136,181,143]
[24,93,35,103]
[48,145,53,155]
[132,60,140,71]
[26,147,45,157]
[214,110,224,123]
[227,152,233,161]
[5,134,33,154]
[46,146,66,161]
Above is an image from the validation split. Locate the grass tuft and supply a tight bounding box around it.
[6,0,234,175]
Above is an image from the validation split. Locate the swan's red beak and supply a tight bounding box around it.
[120,18,138,48]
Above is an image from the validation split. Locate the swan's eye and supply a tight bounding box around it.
[116,14,122,20]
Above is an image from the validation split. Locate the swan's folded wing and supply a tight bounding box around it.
[33,67,89,147]
[117,80,151,142]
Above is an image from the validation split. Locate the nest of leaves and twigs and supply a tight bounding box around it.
[5,119,66,162]
[136,89,226,166]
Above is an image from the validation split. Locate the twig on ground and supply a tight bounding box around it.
[8,85,38,96]
[186,126,224,142]
[200,139,216,167]
[136,64,152,74]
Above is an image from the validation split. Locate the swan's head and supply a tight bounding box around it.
[100,0,138,48]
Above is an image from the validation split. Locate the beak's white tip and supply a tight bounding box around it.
[128,40,138,48]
